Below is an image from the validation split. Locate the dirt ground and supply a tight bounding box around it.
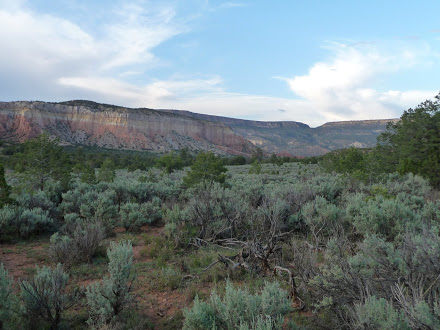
[0,225,308,329]
[0,226,194,328]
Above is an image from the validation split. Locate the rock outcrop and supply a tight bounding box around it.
[0,101,256,155]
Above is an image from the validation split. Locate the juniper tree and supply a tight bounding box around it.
[97,158,116,182]
[183,152,227,188]
[14,133,71,190]
[0,164,12,207]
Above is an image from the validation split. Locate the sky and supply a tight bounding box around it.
[0,0,439,126]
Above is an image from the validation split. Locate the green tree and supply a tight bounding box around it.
[251,147,264,162]
[178,147,194,166]
[155,151,184,174]
[248,159,262,174]
[269,153,284,166]
[97,158,116,182]
[0,164,12,207]
[15,133,71,190]
[321,147,365,174]
[80,162,97,184]
[183,152,227,188]
[378,93,440,187]
[228,155,247,166]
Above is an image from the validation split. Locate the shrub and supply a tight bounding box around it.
[183,280,291,330]
[61,187,118,233]
[0,205,53,241]
[119,197,162,231]
[346,194,418,241]
[73,221,106,263]
[142,235,175,267]
[86,240,135,326]
[20,264,79,330]
[302,196,343,248]
[160,267,182,290]
[50,220,106,267]
[353,296,410,329]
[49,234,77,268]
[0,263,19,329]
[164,205,195,247]
[184,183,243,240]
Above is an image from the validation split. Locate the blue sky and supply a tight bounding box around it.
[0,0,439,126]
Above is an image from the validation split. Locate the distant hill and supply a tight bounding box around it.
[0,100,398,156]
[165,110,399,156]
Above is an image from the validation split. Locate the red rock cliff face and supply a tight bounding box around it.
[0,101,257,155]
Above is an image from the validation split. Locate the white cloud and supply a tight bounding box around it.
[217,2,247,9]
[0,1,185,99]
[101,3,183,70]
[279,42,437,124]
[58,75,225,108]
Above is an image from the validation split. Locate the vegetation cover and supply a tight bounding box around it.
[0,94,439,329]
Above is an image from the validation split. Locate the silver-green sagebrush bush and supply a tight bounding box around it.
[50,220,106,267]
[0,205,53,241]
[20,263,80,330]
[61,186,118,234]
[353,296,410,330]
[164,204,193,247]
[183,280,291,330]
[184,183,245,240]
[302,196,343,248]
[119,197,162,231]
[86,240,135,327]
[0,263,19,329]
[307,226,440,328]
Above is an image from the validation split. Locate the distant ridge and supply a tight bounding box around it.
[318,118,399,128]
[0,100,398,156]
[162,109,398,156]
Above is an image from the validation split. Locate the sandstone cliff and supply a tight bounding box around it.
[0,101,256,155]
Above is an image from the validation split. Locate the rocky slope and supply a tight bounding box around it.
[0,101,256,155]
[166,110,398,156]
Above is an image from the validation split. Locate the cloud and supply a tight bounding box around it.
[207,2,247,12]
[101,3,184,70]
[0,1,185,99]
[58,75,225,107]
[278,42,437,123]
[218,2,247,9]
